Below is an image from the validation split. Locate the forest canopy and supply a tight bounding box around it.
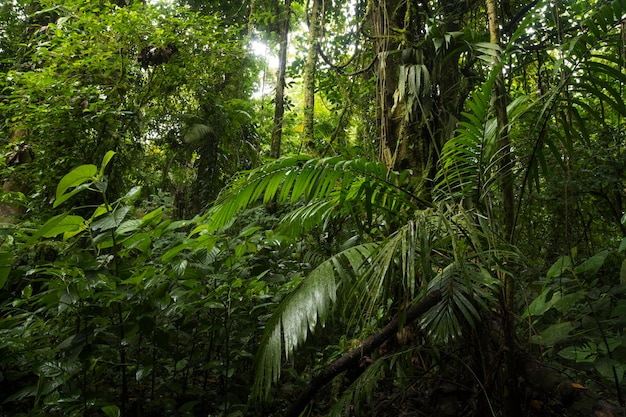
[0,0,625,416]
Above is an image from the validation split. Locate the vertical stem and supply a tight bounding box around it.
[223,290,231,417]
[486,1,518,417]
[487,0,515,245]
[102,192,127,417]
[118,302,128,417]
[303,0,322,148]
[270,0,292,159]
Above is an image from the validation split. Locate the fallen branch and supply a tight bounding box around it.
[283,290,442,417]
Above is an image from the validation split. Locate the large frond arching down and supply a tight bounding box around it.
[197,156,428,234]
[251,243,377,400]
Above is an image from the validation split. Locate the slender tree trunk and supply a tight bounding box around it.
[486,2,519,417]
[270,0,292,159]
[487,0,515,243]
[303,0,322,148]
[248,0,256,37]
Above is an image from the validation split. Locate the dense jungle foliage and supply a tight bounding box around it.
[1,0,626,416]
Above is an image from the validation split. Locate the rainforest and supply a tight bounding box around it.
[1,0,625,416]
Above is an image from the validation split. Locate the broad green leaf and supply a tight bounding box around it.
[121,185,141,201]
[573,250,608,276]
[161,240,192,263]
[238,225,261,238]
[522,289,561,319]
[91,204,109,219]
[53,182,92,208]
[594,358,624,383]
[553,290,585,313]
[64,221,89,240]
[54,164,97,207]
[546,256,571,279]
[99,151,116,178]
[91,206,131,232]
[121,233,151,253]
[101,405,120,417]
[116,219,142,235]
[31,214,86,242]
[142,207,163,226]
[538,321,574,346]
[558,345,597,362]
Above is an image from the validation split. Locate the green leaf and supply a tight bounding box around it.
[558,345,597,362]
[522,289,561,319]
[101,405,120,417]
[594,358,623,383]
[53,183,92,209]
[142,207,163,226]
[54,164,97,208]
[30,214,86,242]
[252,245,373,400]
[116,219,142,235]
[553,290,585,313]
[618,237,626,253]
[121,186,141,201]
[121,233,151,253]
[573,250,608,276]
[546,256,571,279]
[538,321,574,346]
[91,206,131,232]
[99,151,116,178]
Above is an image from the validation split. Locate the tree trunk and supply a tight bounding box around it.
[270,0,292,159]
[486,1,518,416]
[369,0,472,184]
[369,0,393,168]
[486,0,515,243]
[303,0,322,149]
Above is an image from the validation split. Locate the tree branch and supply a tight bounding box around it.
[284,290,442,417]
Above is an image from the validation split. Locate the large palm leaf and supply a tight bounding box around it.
[251,243,376,399]
[194,154,505,401]
[197,155,428,235]
[249,203,504,400]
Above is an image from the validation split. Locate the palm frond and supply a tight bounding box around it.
[420,262,500,342]
[345,220,421,326]
[434,67,530,206]
[251,243,377,400]
[199,156,429,234]
[344,204,507,334]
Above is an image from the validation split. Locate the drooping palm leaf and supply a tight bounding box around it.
[198,156,429,235]
[251,243,377,400]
